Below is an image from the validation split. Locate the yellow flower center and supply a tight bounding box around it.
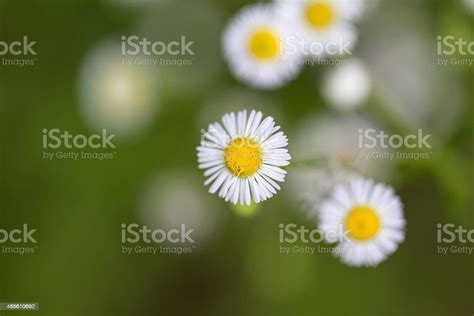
[345,205,380,241]
[306,2,334,29]
[248,28,280,61]
[224,137,262,178]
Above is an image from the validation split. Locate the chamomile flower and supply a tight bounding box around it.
[275,0,360,58]
[319,177,406,267]
[222,4,303,89]
[197,110,291,205]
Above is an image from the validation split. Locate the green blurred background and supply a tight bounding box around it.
[0,0,473,315]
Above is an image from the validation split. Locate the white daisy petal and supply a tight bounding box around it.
[222,112,238,138]
[249,176,261,203]
[209,170,229,193]
[204,168,225,186]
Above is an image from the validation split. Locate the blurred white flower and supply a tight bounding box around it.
[287,113,393,217]
[322,58,372,111]
[291,113,393,178]
[78,40,160,138]
[463,0,474,13]
[359,3,464,140]
[286,167,354,218]
[139,171,222,246]
[275,0,360,59]
[223,4,303,89]
[197,110,291,205]
[319,176,406,267]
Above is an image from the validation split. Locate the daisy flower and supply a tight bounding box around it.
[275,0,361,58]
[319,177,405,267]
[197,110,291,205]
[222,4,303,89]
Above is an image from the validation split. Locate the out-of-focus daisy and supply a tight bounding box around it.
[197,110,291,205]
[319,177,405,267]
[276,0,360,59]
[463,0,474,13]
[291,113,393,179]
[360,4,463,140]
[286,167,354,219]
[139,171,222,246]
[322,58,372,111]
[288,114,393,218]
[78,40,160,138]
[222,4,303,89]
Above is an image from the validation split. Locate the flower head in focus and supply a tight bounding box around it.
[197,110,291,205]
[319,176,406,267]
